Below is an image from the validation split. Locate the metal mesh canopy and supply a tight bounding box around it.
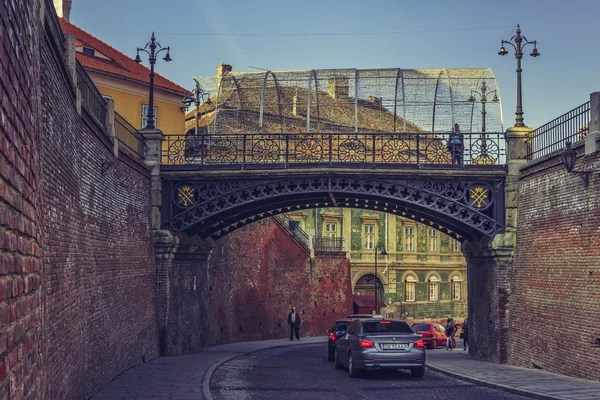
[191,68,503,134]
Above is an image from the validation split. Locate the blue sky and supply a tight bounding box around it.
[70,0,599,129]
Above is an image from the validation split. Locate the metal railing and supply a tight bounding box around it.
[76,63,108,129]
[527,101,590,160]
[162,132,506,169]
[272,214,311,252]
[313,237,346,252]
[115,112,146,160]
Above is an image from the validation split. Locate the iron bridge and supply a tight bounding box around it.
[160,132,507,241]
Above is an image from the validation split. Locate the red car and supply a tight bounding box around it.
[411,323,451,349]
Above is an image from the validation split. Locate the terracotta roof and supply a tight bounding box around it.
[59,18,188,95]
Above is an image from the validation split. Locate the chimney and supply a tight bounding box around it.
[54,0,72,21]
[216,63,232,90]
[328,75,349,100]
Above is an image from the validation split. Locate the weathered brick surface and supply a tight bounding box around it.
[0,0,43,398]
[2,1,158,397]
[511,147,600,381]
[207,219,353,345]
[164,219,353,353]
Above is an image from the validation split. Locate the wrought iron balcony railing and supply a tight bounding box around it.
[527,101,590,161]
[162,132,506,169]
[313,237,346,252]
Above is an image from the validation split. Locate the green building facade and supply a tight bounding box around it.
[287,208,467,322]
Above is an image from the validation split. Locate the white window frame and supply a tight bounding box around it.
[451,239,461,253]
[451,276,462,300]
[427,228,438,252]
[364,224,375,249]
[405,226,414,251]
[428,277,439,301]
[325,222,338,238]
[405,275,417,302]
[142,104,158,128]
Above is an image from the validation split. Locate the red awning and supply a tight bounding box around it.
[352,295,386,308]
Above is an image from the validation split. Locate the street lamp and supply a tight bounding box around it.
[135,32,172,130]
[374,242,387,315]
[182,78,211,136]
[498,24,539,127]
[562,141,600,187]
[468,79,499,165]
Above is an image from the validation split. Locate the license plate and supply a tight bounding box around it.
[382,343,405,350]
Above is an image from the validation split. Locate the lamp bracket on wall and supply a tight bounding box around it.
[101,159,117,176]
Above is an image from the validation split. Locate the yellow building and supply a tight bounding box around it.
[58,14,188,134]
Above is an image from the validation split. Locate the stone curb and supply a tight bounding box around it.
[201,340,325,400]
[425,364,566,400]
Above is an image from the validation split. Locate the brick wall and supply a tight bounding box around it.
[208,219,353,345]
[0,1,159,397]
[511,143,600,381]
[0,0,43,398]
[163,218,353,353]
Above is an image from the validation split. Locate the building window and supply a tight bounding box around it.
[405,226,414,251]
[405,275,417,302]
[451,275,462,300]
[82,47,94,56]
[142,104,158,128]
[451,239,461,253]
[428,228,438,252]
[325,222,337,238]
[364,224,375,249]
[428,276,439,301]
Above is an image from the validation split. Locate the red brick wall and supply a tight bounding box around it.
[207,219,353,346]
[0,0,43,398]
[511,145,600,381]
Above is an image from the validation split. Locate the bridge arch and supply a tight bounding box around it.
[163,175,504,241]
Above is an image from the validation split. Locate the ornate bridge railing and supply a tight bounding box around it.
[162,132,506,169]
[115,112,146,161]
[527,101,590,161]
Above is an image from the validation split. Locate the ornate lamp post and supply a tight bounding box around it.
[374,242,387,314]
[135,32,172,130]
[182,78,211,136]
[498,24,539,127]
[469,79,499,165]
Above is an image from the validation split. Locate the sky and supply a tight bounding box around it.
[69,0,599,130]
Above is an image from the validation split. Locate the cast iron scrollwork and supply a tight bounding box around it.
[209,139,238,163]
[252,139,280,163]
[338,138,367,162]
[382,138,412,163]
[424,138,452,164]
[295,137,323,162]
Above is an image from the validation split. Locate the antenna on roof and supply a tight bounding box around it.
[248,66,268,71]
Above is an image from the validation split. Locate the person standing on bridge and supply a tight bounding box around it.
[462,318,469,351]
[288,306,301,340]
[448,123,464,165]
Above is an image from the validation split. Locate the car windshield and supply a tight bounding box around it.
[412,324,431,331]
[333,323,348,331]
[362,321,413,334]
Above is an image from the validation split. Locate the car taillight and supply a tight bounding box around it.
[379,321,391,324]
[413,340,425,348]
[329,332,336,341]
[360,339,375,348]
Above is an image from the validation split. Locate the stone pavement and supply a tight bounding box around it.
[92,337,600,400]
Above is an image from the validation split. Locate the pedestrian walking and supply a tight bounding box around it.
[462,318,469,351]
[445,318,456,350]
[287,306,301,340]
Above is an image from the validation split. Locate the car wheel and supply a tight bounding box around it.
[334,349,343,369]
[348,353,361,378]
[411,366,425,378]
[328,347,334,362]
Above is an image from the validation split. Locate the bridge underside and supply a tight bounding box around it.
[161,173,506,241]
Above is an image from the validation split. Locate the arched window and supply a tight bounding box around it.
[451,275,462,300]
[405,275,417,302]
[428,276,440,301]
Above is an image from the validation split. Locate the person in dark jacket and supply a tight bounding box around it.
[462,318,469,350]
[287,306,301,340]
[447,123,464,164]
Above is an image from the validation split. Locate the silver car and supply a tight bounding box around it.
[334,319,426,378]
